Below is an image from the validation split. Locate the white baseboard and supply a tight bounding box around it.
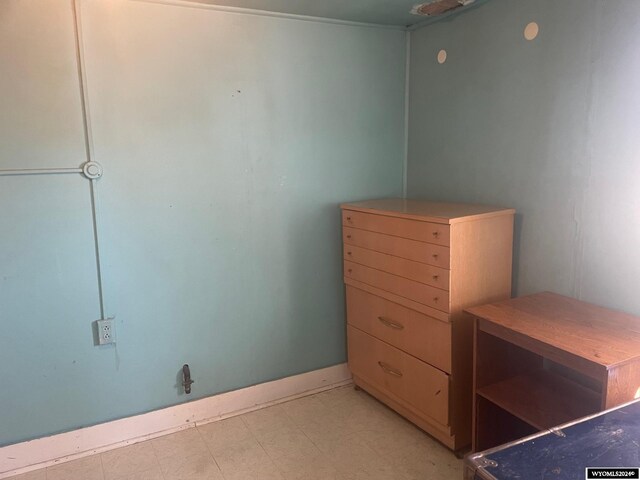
[0,363,351,478]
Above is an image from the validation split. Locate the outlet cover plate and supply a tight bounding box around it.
[97,318,116,345]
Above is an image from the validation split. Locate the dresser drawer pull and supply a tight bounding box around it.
[377,316,404,330]
[346,216,352,222]
[347,234,352,239]
[433,297,439,303]
[378,361,403,378]
[347,251,352,256]
[432,231,439,238]
[432,274,439,281]
[432,254,438,259]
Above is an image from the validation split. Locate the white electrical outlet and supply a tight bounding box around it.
[97,318,116,345]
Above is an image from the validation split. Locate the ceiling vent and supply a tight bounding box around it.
[411,0,476,17]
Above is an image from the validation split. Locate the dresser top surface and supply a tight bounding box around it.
[340,198,515,224]
[466,292,640,369]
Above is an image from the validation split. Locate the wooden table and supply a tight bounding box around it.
[466,292,640,452]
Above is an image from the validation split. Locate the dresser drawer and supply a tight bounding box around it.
[343,227,450,269]
[348,325,449,426]
[345,261,449,312]
[343,210,449,247]
[344,246,449,291]
[346,286,451,373]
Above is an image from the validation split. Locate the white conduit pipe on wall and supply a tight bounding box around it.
[0,168,84,176]
[0,1,108,322]
[71,0,108,323]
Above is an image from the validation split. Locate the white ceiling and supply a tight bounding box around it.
[188,0,485,27]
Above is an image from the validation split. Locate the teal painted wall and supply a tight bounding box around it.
[0,0,406,446]
[9,0,638,449]
[407,0,640,314]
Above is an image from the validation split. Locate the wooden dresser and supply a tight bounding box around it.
[341,198,515,450]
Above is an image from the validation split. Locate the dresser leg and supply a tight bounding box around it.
[354,384,362,391]
[454,446,471,459]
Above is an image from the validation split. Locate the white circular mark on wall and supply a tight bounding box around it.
[437,49,447,64]
[524,22,539,41]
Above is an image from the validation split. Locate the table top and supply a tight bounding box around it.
[466,292,640,369]
[466,399,640,480]
[340,198,515,224]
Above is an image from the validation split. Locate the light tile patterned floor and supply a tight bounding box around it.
[8,385,462,480]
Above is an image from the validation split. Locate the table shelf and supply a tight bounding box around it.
[476,369,601,431]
